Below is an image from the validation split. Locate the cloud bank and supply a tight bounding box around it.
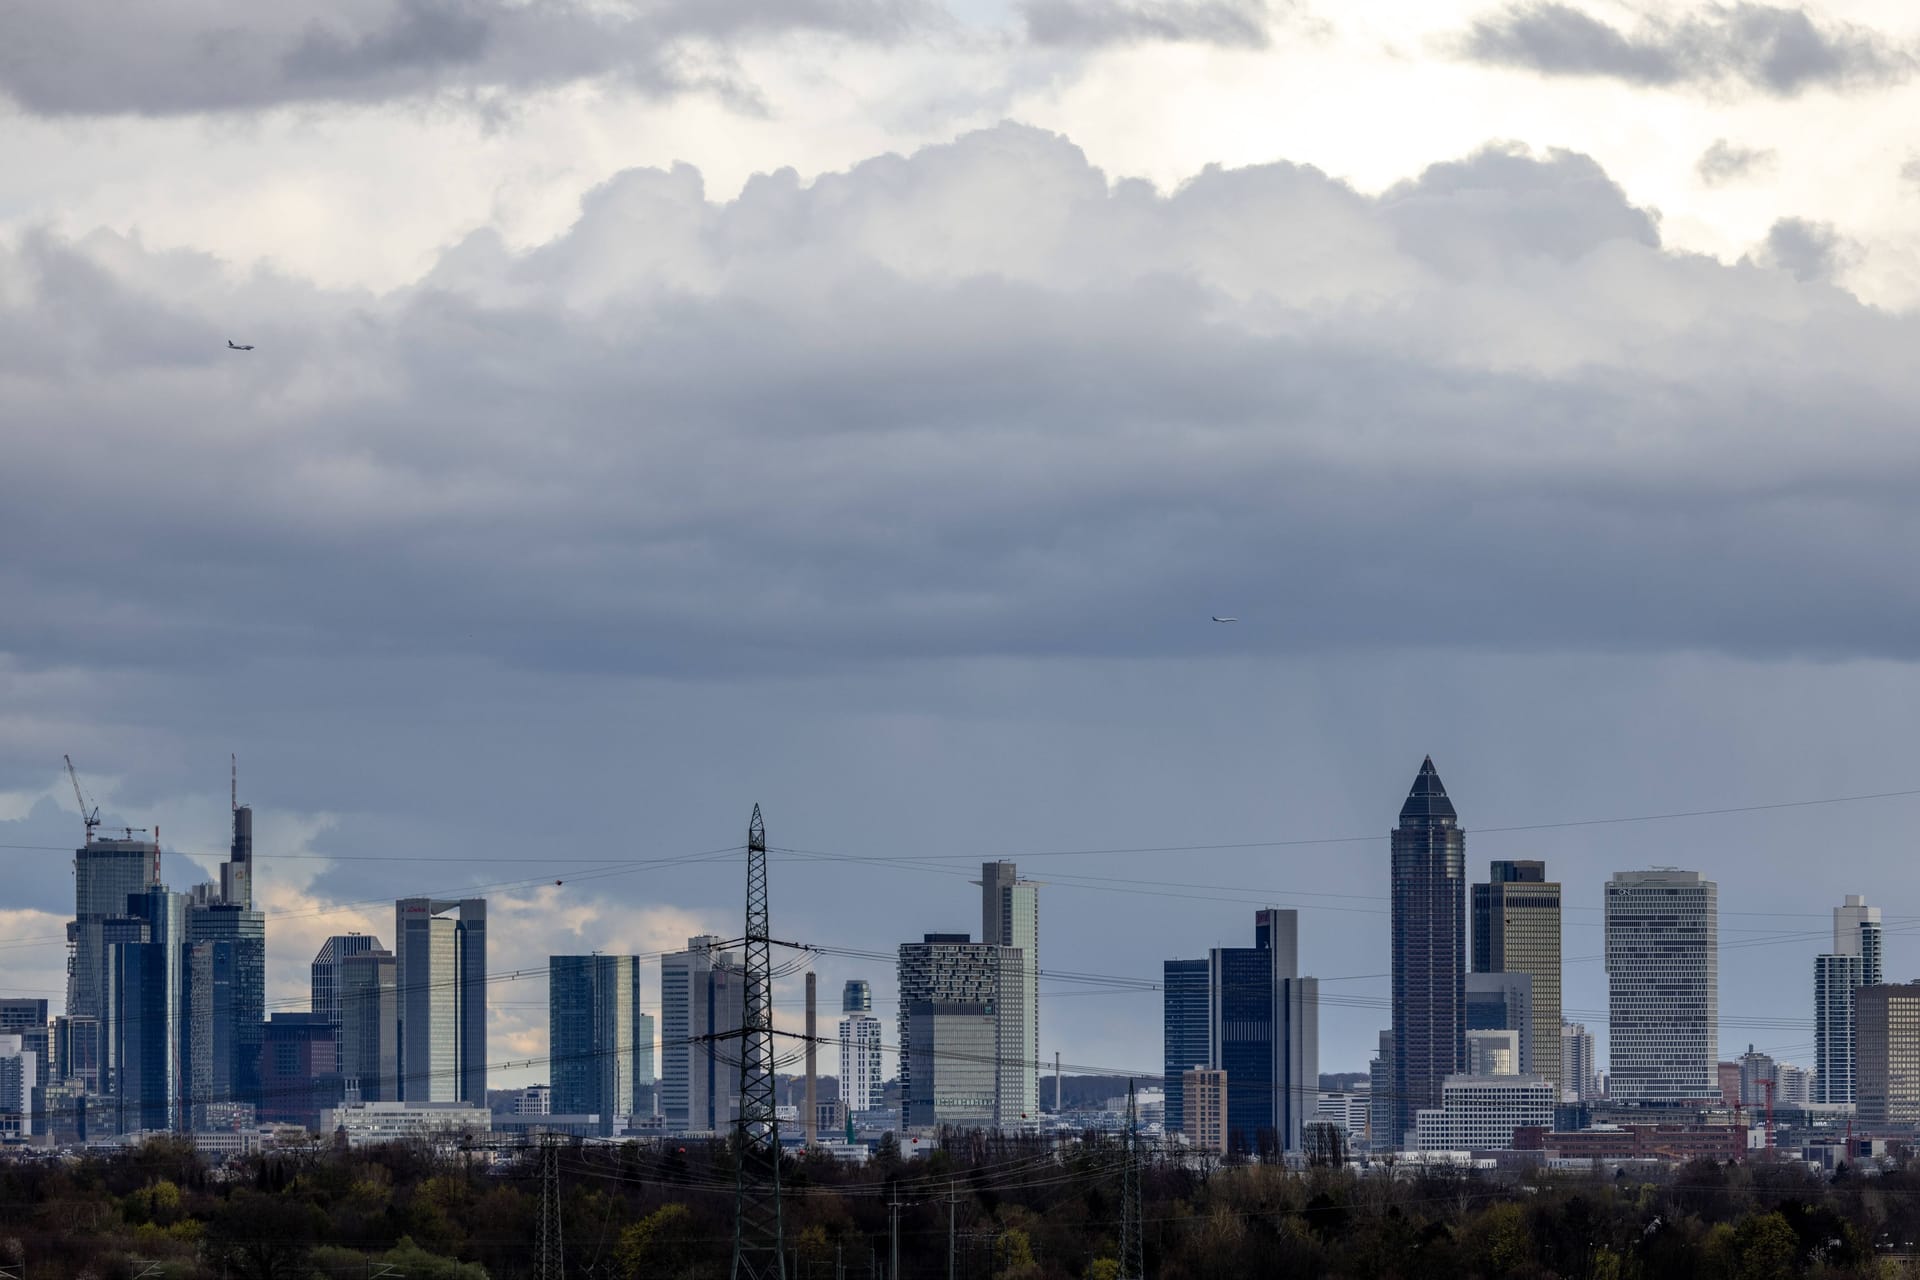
[1021,0,1274,49]
[1460,2,1914,96]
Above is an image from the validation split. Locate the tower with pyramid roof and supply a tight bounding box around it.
[1389,756,1467,1146]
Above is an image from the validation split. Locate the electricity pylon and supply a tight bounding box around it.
[730,804,787,1280]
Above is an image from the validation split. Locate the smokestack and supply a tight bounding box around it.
[804,972,818,1146]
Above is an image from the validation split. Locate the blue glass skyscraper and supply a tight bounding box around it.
[1162,959,1211,1133]
[1390,757,1466,1146]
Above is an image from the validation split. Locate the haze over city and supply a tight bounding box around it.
[6,0,1920,1104]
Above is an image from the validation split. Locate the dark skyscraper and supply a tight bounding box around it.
[550,954,652,1135]
[1161,958,1211,1134]
[1390,756,1466,1145]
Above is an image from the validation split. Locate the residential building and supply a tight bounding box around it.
[1605,870,1718,1103]
[660,936,745,1133]
[311,934,380,1072]
[339,948,398,1102]
[1413,1074,1556,1152]
[0,999,51,1092]
[1368,1031,1395,1152]
[1815,895,1883,1105]
[395,898,487,1106]
[1465,971,1534,1076]
[550,954,653,1134]
[1560,1022,1598,1102]
[1161,958,1211,1134]
[1777,1063,1813,1108]
[1856,983,1920,1125]
[1472,860,1562,1089]
[0,1034,36,1140]
[838,980,884,1114]
[981,861,1040,1118]
[1391,757,1467,1145]
[1183,1067,1228,1153]
[1738,1044,1775,1107]
[897,934,1028,1130]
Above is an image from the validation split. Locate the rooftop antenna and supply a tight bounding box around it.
[231,753,237,812]
[63,754,101,846]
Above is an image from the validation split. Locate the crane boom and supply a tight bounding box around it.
[63,754,101,845]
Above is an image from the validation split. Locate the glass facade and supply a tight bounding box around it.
[1161,958,1211,1133]
[395,898,487,1106]
[1390,757,1466,1146]
[549,954,650,1134]
[1604,870,1718,1102]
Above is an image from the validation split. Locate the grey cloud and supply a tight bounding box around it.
[1021,0,1272,48]
[0,0,932,116]
[1461,2,1915,96]
[1750,215,1851,282]
[1696,137,1777,185]
[2,124,1917,694]
[1902,156,1920,187]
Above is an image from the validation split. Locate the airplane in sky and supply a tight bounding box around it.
[227,339,254,351]
[1211,616,1237,623]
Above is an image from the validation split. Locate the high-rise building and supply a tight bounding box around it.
[897,934,1029,1130]
[659,936,744,1133]
[186,900,265,1125]
[838,980,884,1114]
[981,861,1040,1119]
[0,999,51,1093]
[0,1035,36,1140]
[311,934,380,1072]
[1183,1068,1228,1153]
[1856,983,1920,1125]
[1776,1063,1813,1108]
[1390,757,1467,1145]
[258,1013,340,1128]
[395,898,487,1106]
[1161,958,1211,1134]
[1465,971,1534,1076]
[1368,1030,1395,1152]
[105,886,187,1134]
[338,948,398,1103]
[1815,894,1884,1105]
[69,834,161,1077]
[1472,860,1562,1089]
[1210,909,1318,1155]
[550,954,653,1134]
[1605,870,1718,1103]
[1559,1022,1598,1103]
[1738,1044,1776,1106]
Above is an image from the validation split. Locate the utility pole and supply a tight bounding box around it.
[890,1190,902,1280]
[536,1133,565,1280]
[731,805,787,1280]
[1119,1080,1143,1280]
[948,1184,957,1280]
[805,972,818,1147]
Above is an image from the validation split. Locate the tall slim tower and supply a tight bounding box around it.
[1389,756,1466,1146]
[1605,870,1717,1102]
[550,955,646,1135]
[837,981,883,1115]
[981,861,1040,1118]
[1815,894,1883,1104]
[394,898,487,1106]
[660,936,745,1132]
[1471,860,1562,1086]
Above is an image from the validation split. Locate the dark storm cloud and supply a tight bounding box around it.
[1695,138,1777,185]
[1460,2,1914,95]
[2,125,1919,690]
[0,0,934,116]
[1021,0,1272,49]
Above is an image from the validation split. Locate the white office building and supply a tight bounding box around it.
[1606,870,1717,1103]
[1815,895,1883,1105]
[1560,1022,1599,1102]
[1314,1089,1371,1146]
[0,1034,36,1139]
[1413,1075,1555,1152]
[981,862,1040,1119]
[320,1100,492,1147]
[838,980,885,1114]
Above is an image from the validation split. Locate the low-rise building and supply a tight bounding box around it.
[321,1100,492,1147]
[1512,1123,1749,1162]
[1413,1075,1555,1152]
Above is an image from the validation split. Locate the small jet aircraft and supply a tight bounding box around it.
[227,339,254,350]
[1211,616,1238,623]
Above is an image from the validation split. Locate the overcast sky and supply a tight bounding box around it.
[5,0,1920,1087]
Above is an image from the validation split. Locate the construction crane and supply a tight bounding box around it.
[64,754,100,846]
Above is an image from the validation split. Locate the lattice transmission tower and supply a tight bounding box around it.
[536,1132,565,1280]
[1120,1080,1144,1280]
[730,804,787,1280]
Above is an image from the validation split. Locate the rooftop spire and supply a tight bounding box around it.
[1399,755,1458,824]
